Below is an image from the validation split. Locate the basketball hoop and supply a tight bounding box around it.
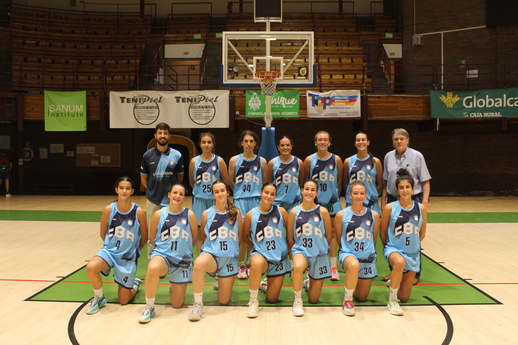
[255,71,281,96]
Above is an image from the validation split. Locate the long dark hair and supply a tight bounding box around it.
[212,180,239,224]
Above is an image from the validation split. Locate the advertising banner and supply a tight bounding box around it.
[44,90,87,131]
[109,90,230,128]
[430,89,518,118]
[245,90,300,118]
[306,90,361,118]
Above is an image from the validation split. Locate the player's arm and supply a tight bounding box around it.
[228,156,237,190]
[137,208,148,250]
[175,156,184,184]
[199,210,209,244]
[421,180,430,206]
[372,210,381,247]
[303,156,311,180]
[188,157,196,189]
[260,157,267,185]
[297,159,305,187]
[334,210,344,246]
[287,208,297,250]
[149,209,161,247]
[265,159,274,184]
[236,209,243,245]
[320,207,334,245]
[419,203,428,242]
[380,203,392,246]
[342,158,350,194]
[188,210,198,246]
[218,157,231,186]
[381,179,388,210]
[336,155,344,194]
[140,174,148,189]
[375,157,384,196]
[99,205,112,240]
[242,210,253,247]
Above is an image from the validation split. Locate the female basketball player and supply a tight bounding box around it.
[380,169,427,316]
[85,176,148,315]
[343,131,383,214]
[138,184,197,324]
[334,181,380,316]
[189,180,242,321]
[265,135,304,213]
[228,130,267,279]
[189,132,230,251]
[303,131,343,281]
[242,183,289,318]
[288,179,333,317]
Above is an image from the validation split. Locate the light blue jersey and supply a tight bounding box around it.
[386,200,423,254]
[309,153,341,216]
[271,156,301,210]
[339,207,376,262]
[201,206,239,258]
[102,202,142,261]
[291,205,330,258]
[345,155,380,213]
[152,207,193,268]
[233,154,262,200]
[192,155,221,200]
[249,205,288,263]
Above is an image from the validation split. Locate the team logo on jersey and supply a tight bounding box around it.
[170,160,175,165]
[367,165,372,170]
[212,166,217,171]
[413,215,419,221]
[253,166,258,171]
[182,218,187,224]
[272,217,278,223]
[366,220,371,226]
[292,167,297,172]
[329,164,334,170]
[127,220,133,226]
[313,216,320,222]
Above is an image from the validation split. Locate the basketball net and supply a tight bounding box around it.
[256,71,280,96]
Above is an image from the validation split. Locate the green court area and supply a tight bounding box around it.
[11,209,510,307]
[27,244,500,307]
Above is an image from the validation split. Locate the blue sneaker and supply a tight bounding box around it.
[138,306,156,324]
[133,278,142,291]
[86,296,107,315]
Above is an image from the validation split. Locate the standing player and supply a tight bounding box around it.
[303,131,343,281]
[343,132,383,214]
[85,176,148,314]
[228,130,267,279]
[265,136,304,213]
[380,169,427,315]
[0,152,12,197]
[288,179,333,317]
[189,180,242,321]
[138,184,197,324]
[242,183,290,318]
[141,123,184,254]
[334,181,380,316]
[189,132,230,251]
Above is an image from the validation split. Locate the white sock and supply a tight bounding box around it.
[93,288,103,298]
[330,256,337,267]
[345,287,354,301]
[250,289,259,299]
[194,292,203,305]
[294,289,302,299]
[389,287,399,301]
[146,297,155,308]
[290,260,294,270]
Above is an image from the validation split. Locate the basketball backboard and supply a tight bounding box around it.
[221,31,315,87]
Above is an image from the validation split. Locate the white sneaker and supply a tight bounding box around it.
[189,303,203,321]
[246,298,259,318]
[292,297,304,317]
[330,266,340,281]
[259,278,268,293]
[237,265,248,279]
[138,306,156,323]
[342,300,355,316]
[387,299,404,316]
[302,278,310,291]
[213,280,219,290]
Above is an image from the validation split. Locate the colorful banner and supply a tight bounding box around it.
[245,90,300,118]
[109,90,230,128]
[430,89,518,118]
[306,90,361,118]
[44,91,87,131]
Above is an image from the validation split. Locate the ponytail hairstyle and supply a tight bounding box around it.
[356,131,374,158]
[261,182,277,192]
[395,168,414,189]
[349,180,367,193]
[314,130,331,147]
[211,180,239,224]
[114,176,134,189]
